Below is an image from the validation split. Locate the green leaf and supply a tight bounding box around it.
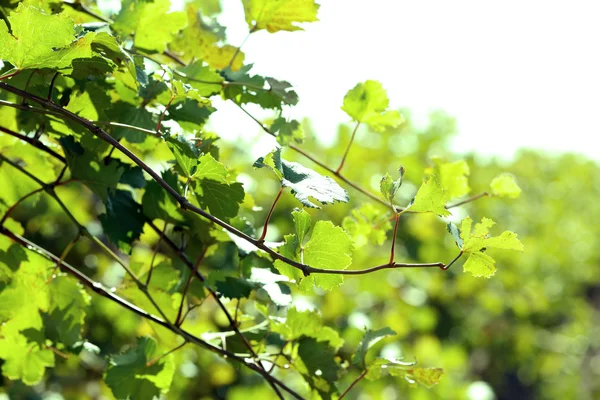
[446,222,463,249]
[408,176,450,217]
[292,208,312,244]
[193,153,228,183]
[380,167,404,204]
[0,5,96,70]
[105,337,175,400]
[490,173,522,198]
[341,80,404,132]
[342,204,392,248]
[113,0,187,52]
[179,61,224,97]
[255,147,349,208]
[409,367,445,388]
[165,134,201,177]
[353,327,396,366]
[142,170,185,223]
[44,277,90,348]
[196,181,245,220]
[60,137,124,203]
[99,190,147,253]
[365,358,443,388]
[271,117,304,146]
[304,221,353,290]
[223,65,298,109]
[0,330,55,385]
[431,158,470,200]
[271,308,343,349]
[242,0,320,33]
[297,337,340,398]
[215,277,259,299]
[458,217,524,278]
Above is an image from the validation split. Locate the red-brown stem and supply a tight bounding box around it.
[146,222,168,286]
[336,121,361,174]
[441,251,464,270]
[259,186,284,242]
[157,95,174,133]
[339,370,368,399]
[389,212,401,265]
[176,246,209,326]
[0,70,20,81]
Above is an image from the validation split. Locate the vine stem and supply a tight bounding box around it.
[0,227,302,400]
[441,250,464,270]
[156,95,174,133]
[0,125,66,162]
[146,341,188,367]
[389,212,401,265]
[339,370,368,399]
[336,121,361,174]
[146,222,168,286]
[0,69,20,81]
[175,246,209,326]
[259,186,284,242]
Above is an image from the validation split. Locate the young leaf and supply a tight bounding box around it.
[193,154,229,183]
[0,5,96,70]
[271,308,343,349]
[0,330,55,385]
[365,358,443,388]
[353,327,397,366]
[242,0,320,33]
[457,216,524,278]
[431,158,470,200]
[490,173,522,198]
[255,148,349,208]
[105,337,175,399]
[408,176,451,217]
[165,135,201,178]
[44,278,90,348]
[380,167,405,204]
[113,0,187,52]
[342,80,404,132]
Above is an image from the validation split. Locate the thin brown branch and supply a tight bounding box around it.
[0,69,20,81]
[441,250,464,271]
[146,341,188,367]
[0,186,45,225]
[0,125,66,162]
[146,222,168,286]
[259,186,284,242]
[336,121,361,173]
[62,0,112,23]
[339,370,368,400]
[176,246,209,326]
[389,212,401,265]
[446,192,491,209]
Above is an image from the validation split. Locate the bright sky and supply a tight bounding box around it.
[210,0,600,160]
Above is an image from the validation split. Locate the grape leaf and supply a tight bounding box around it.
[297,337,340,398]
[292,208,312,244]
[113,0,186,52]
[193,154,229,183]
[99,190,146,253]
[342,204,392,248]
[0,5,96,70]
[431,158,470,200]
[457,217,524,278]
[142,170,185,223]
[271,307,343,349]
[0,330,55,385]
[270,117,304,146]
[490,173,522,198]
[223,65,298,109]
[380,166,404,204]
[179,61,224,96]
[44,277,90,348]
[407,176,450,217]
[215,277,259,299]
[341,80,404,132]
[60,137,124,203]
[242,0,320,33]
[353,327,396,366]
[105,337,175,400]
[254,147,349,208]
[365,358,443,388]
[196,181,245,220]
[165,134,201,177]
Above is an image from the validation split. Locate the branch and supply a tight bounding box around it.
[0,226,303,400]
[339,370,368,400]
[0,125,66,162]
[446,192,490,209]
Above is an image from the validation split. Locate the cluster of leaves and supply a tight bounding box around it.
[0,1,525,399]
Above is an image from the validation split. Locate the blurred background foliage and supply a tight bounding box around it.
[2,107,600,399]
[1,0,599,399]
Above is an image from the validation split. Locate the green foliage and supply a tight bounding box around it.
[0,1,542,399]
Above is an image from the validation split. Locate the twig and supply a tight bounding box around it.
[176,246,209,326]
[145,341,188,367]
[336,121,361,173]
[0,125,66,162]
[446,192,490,209]
[259,187,284,242]
[146,222,168,286]
[441,251,464,271]
[339,370,368,399]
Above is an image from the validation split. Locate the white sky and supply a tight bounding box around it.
[210,0,600,160]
